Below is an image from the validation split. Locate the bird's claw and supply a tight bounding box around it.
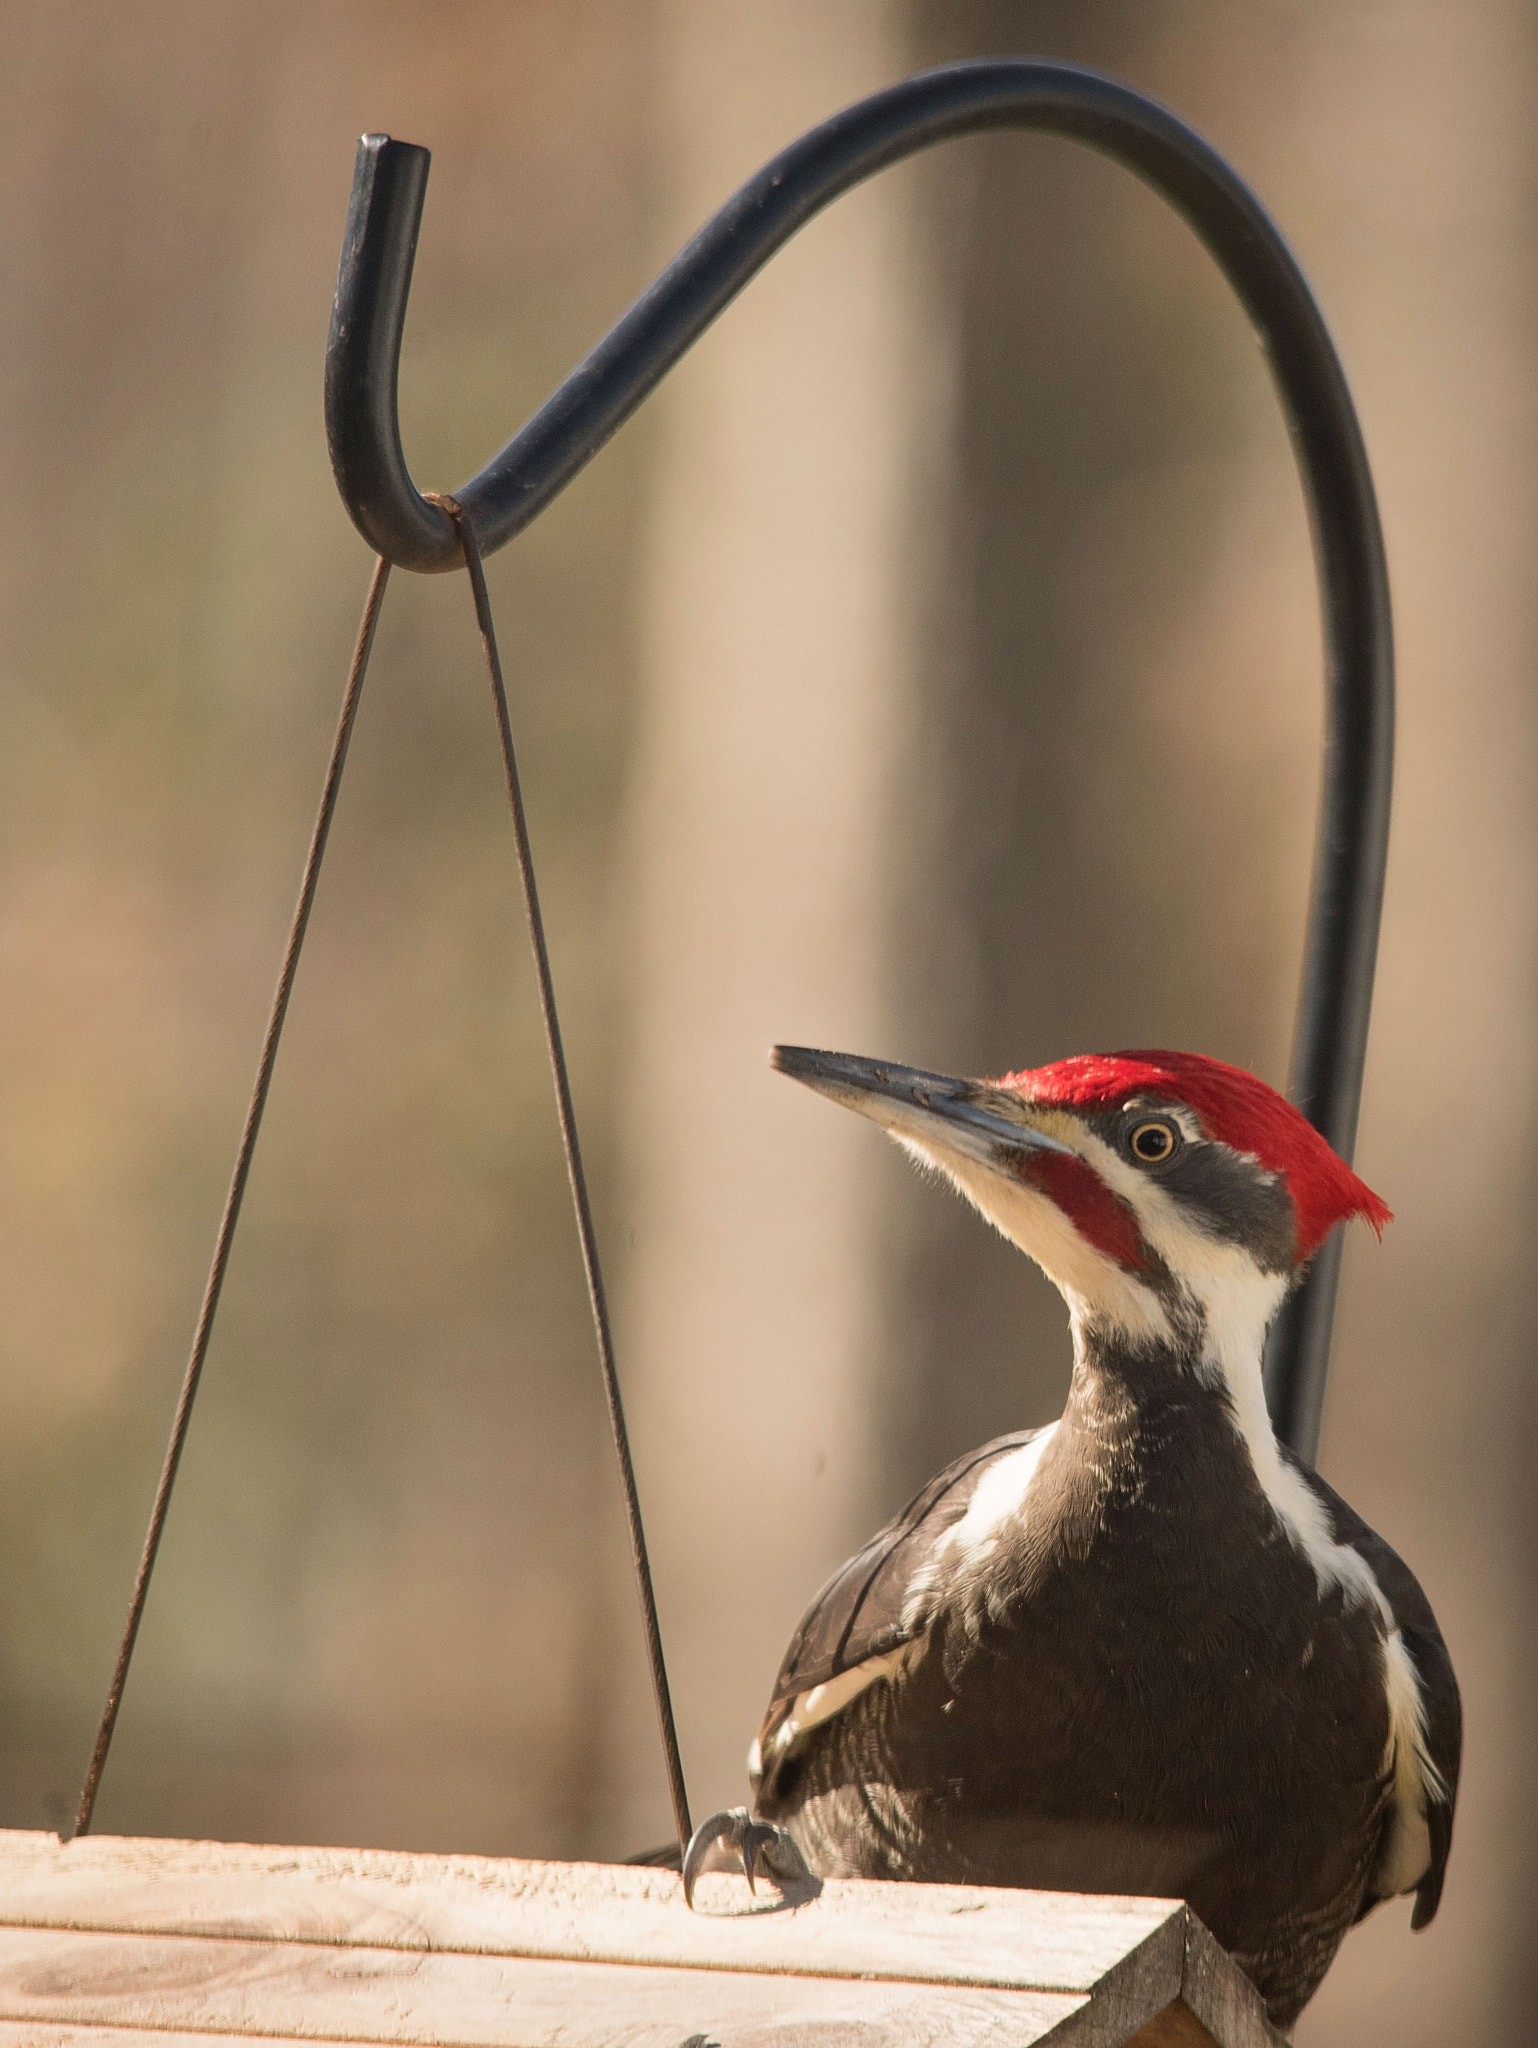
[681,1807,815,1909]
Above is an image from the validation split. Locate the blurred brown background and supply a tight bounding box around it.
[0,2,1532,2040]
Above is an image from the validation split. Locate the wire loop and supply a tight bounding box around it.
[75,527,692,1856]
[427,493,692,1852]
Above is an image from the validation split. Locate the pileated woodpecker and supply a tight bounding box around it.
[682,1046,1460,2033]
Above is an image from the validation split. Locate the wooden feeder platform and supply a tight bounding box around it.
[0,1829,1284,2045]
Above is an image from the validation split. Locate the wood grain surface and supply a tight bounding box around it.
[0,1829,1285,2047]
[0,1925,1086,2047]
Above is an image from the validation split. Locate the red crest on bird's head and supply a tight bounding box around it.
[1001,1049,1391,1263]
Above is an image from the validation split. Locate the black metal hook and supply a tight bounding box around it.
[325,58,1392,1466]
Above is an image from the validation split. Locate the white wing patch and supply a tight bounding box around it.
[899,1423,1060,1630]
[756,1427,1061,1777]
[931,1422,1059,1569]
[1373,1627,1442,1898]
[758,1638,926,1771]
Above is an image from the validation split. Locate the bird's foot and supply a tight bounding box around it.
[681,1807,817,1910]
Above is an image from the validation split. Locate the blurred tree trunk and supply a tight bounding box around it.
[600,0,947,1844]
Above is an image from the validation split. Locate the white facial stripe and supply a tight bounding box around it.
[1066,1122,1285,1288]
[882,1100,1172,1339]
[1067,1124,1220,1258]
[1031,1123,1386,1607]
[1224,1369,1380,1609]
[1174,1233,1385,1607]
[904,1141,1173,1348]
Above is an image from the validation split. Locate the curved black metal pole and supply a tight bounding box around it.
[326,59,1393,1466]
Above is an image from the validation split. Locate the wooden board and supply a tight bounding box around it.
[0,1829,1284,2046]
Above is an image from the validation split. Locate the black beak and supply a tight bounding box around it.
[771,1046,1073,1170]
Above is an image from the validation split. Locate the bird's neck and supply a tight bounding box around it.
[1059,1295,1322,1567]
[1061,1317,1192,1458]
[1062,1298,1280,1468]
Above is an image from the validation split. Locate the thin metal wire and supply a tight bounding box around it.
[73,555,393,1839]
[430,493,693,1854]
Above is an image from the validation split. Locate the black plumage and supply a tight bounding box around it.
[751,1330,1459,2029]
[685,1045,1461,2034]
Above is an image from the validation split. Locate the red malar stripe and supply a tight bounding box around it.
[1018,1148,1152,1272]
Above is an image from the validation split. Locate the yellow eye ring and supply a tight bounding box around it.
[1130,1120,1177,1164]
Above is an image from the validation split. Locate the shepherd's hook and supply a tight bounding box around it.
[325,60,1392,1462]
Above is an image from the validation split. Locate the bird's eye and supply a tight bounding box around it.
[1129,1119,1177,1165]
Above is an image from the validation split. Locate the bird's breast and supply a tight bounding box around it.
[886,1399,1395,1851]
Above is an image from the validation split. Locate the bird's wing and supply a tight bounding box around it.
[765,1427,1048,1707]
[1292,1458,1462,1929]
